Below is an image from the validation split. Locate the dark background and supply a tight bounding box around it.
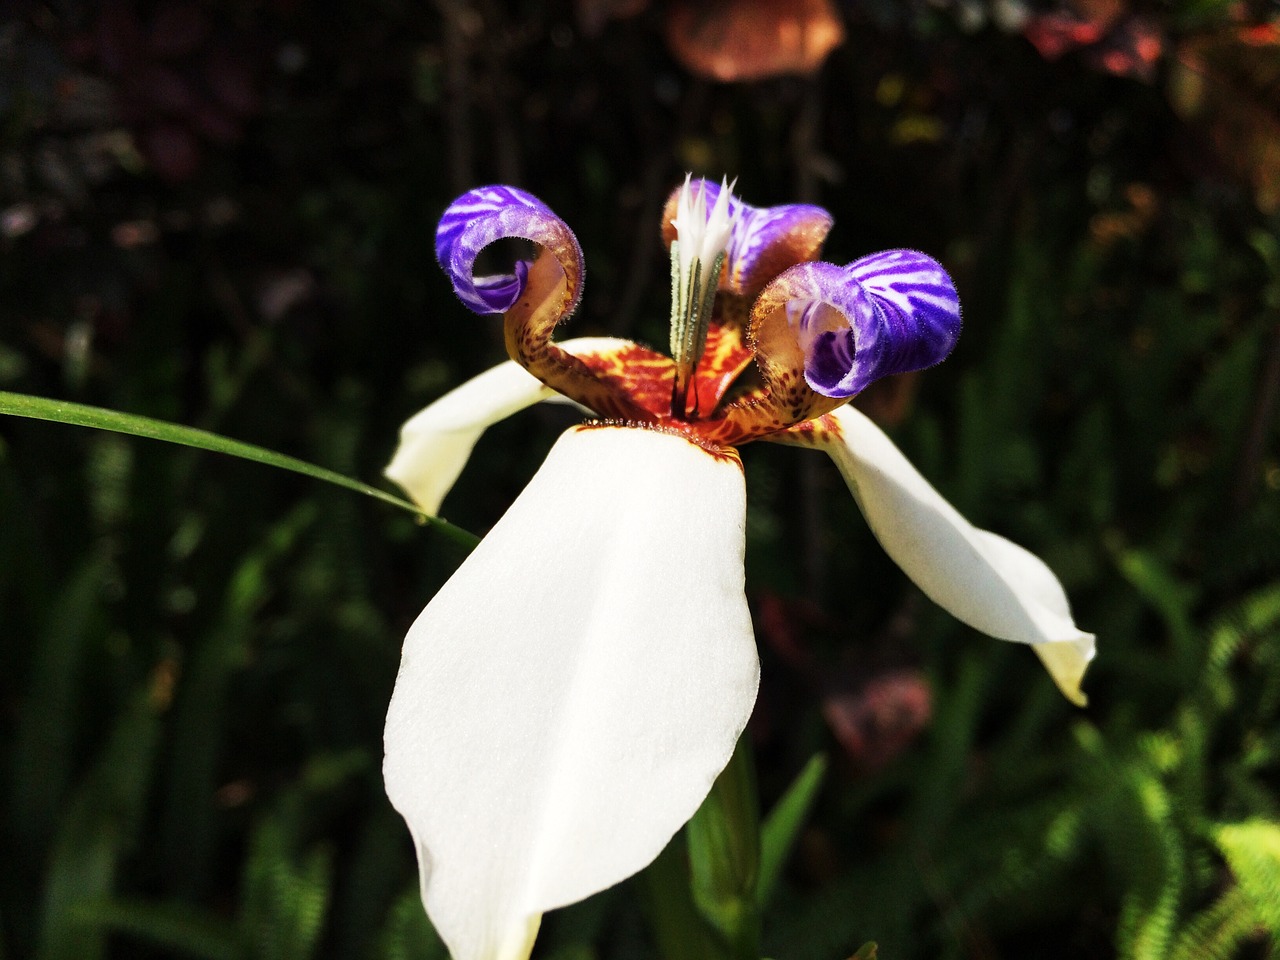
[2,1,1279,958]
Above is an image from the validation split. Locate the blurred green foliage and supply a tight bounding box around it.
[2,0,1279,958]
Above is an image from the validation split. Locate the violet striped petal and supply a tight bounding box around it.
[436,186,584,315]
[760,250,961,398]
[662,179,832,296]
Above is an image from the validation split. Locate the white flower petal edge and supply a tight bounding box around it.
[383,425,760,960]
[384,337,630,515]
[821,405,1096,706]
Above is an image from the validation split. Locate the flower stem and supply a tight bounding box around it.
[686,735,762,960]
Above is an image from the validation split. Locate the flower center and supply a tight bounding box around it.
[668,175,738,420]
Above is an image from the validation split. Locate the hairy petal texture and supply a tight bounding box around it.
[752,252,960,399]
[661,179,832,296]
[437,181,583,313]
[436,186,583,316]
[815,405,1094,705]
[384,337,631,516]
[383,425,760,960]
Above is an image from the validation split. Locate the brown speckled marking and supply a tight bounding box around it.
[500,233,850,450]
[577,343,673,420]
[763,413,845,449]
[689,319,754,416]
[503,248,652,422]
[575,420,743,467]
[703,265,846,443]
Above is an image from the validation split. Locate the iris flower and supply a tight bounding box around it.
[382,178,1095,960]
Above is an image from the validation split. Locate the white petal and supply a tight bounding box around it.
[384,425,760,960]
[821,405,1095,705]
[384,337,630,515]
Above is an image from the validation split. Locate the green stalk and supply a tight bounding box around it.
[0,390,479,551]
[685,736,762,960]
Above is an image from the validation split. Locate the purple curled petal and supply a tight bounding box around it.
[469,261,530,314]
[671,179,832,295]
[764,251,960,398]
[435,186,583,315]
[848,249,961,368]
[727,200,833,294]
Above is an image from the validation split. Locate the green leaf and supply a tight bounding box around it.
[847,944,878,960]
[330,807,415,959]
[757,753,827,907]
[237,755,364,960]
[160,504,316,898]
[912,650,987,847]
[1115,549,1199,678]
[638,836,730,960]
[0,390,478,551]
[241,816,333,960]
[541,945,595,960]
[686,737,761,960]
[70,900,242,960]
[38,688,164,960]
[377,888,449,960]
[9,558,108,857]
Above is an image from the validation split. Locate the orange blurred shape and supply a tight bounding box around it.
[666,0,845,82]
[1023,15,1108,60]
[1170,21,1280,212]
[1088,182,1159,246]
[1069,0,1126,27]
[575,0,650,36]
[822,669,932,772]
[1239,21,1280,46]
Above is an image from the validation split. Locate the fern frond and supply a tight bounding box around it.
[1214,821,1280,933]
[1168,886,1265,960]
